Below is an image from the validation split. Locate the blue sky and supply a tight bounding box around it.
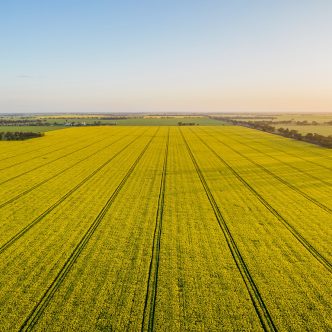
[1,1,331,113]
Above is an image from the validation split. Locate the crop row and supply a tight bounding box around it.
[0,126,330,331]
[0,128,157,330]
[194,127,332,257]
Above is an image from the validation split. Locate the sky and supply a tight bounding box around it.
[1,0,332,113]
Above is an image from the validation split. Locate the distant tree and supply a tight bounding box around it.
[0,131,43,141]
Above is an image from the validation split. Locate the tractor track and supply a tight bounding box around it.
[0,135,96,172]
[220,130,332,188]
[204,129,332,215]
[141,128,169,332]
[0,135,111,186]
[0,131,139,210]
[0,130,149,255]
[180,129,277,332]
[0,141,64,163]
[227,128,332,171]
[191,129,332,274]
[19,129,158,331]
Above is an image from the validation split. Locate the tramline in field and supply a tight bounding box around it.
[0,126,331,331]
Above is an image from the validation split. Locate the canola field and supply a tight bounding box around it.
[0,126,331,331]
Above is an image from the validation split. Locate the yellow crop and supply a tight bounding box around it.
[0,126,331,331]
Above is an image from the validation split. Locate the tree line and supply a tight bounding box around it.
[178,122,198,126]
[0,119,49,126]
[0,132,44,141]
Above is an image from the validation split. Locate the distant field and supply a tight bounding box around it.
[216,113,332,136]
[273,113,332,123]
[219,113,332,123]
[115,116,224,126]
[273,114,332,136]
[281,125,332,136]
[43,116,225,126]
[0,125,64,132]
[0,126,331,330]
[0,116,224,133]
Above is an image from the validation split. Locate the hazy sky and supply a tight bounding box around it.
[1,1,331,113]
